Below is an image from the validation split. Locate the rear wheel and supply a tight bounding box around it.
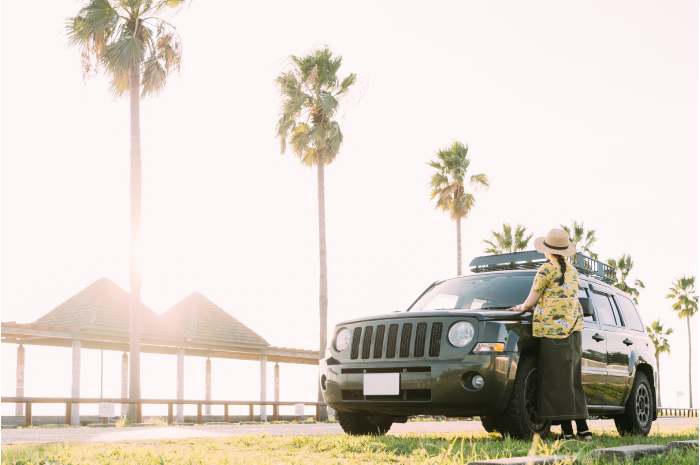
[498,355,551,439]
[614,372,653,436]
[337,412,392,436]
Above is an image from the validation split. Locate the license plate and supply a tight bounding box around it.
[363,372,400,396]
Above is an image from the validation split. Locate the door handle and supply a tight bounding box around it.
[623,338,633,346]
[592,333,605,342]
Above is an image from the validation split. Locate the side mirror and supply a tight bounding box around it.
[580,298,594,317]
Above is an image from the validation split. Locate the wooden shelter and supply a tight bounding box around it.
[1,278,319,424]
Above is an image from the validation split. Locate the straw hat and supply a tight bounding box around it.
[534,228,576,257]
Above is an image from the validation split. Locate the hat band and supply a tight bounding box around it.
[543,241,569,251]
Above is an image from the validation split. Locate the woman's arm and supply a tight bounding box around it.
[511,264,551,311]
[512,285,541,311]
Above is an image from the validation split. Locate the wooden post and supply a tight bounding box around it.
[167,403,173,425]
[196,403,202,424]
[259,355,267,421]
[65,401,72,426]
[205,358,211,416]
[71,340,81,426]
[224,404,229,422]
[24,401,32,427]
[176,348,184,423]
[248,404,254,421]
[121,352,129,417]
[273,363,280,421]
[137,401,142,423]
[15,344,25,416]
[315,404,321,421]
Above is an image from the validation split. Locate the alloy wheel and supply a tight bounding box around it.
[635,384,651,426]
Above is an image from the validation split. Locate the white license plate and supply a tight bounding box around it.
[363,372,400,396]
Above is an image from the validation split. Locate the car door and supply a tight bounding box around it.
[589,287,632,406]
[578,284,607,406]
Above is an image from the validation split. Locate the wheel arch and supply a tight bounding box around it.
[632,362,657,420]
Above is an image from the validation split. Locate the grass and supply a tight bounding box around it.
[2,428,697,465]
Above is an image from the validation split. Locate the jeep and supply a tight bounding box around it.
[320,251,657,438]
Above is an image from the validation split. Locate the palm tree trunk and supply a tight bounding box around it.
[316,163,328,420]
[687,316,693,408]
[126,66,142,423]
[655,353,661,406]
[456,217,462,275]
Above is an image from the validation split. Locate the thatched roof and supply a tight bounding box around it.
[8,278,270,352]
[163,292,269,348]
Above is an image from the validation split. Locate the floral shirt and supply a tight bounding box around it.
[531,260,584,339]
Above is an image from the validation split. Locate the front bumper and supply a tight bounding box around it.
[320,353,517,417]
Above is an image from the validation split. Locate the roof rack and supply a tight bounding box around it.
[468,250,616,285]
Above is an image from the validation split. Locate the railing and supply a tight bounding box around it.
[1,397,327,427]
[657,408,698,418]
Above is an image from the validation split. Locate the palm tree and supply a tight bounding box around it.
[646,319,672,406]
[483,223,532,255]
[667,276,698,408]
[606,254,645,304]
[68,0,184,422]
[429,142,488,275]
[561,221,598,259]
[275,48,356,419]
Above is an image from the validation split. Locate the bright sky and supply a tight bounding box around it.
[1,0,698,417]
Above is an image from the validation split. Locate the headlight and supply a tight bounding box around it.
[448,321,475,347]
[334,328,352,352]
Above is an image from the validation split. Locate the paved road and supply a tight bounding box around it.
[2,417,696,445]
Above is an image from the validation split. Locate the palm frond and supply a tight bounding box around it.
[276,48,355,166]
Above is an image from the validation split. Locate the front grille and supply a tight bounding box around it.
[361,326,373,359]
[349,321,443,360]
[386,324,399,358]
[350,327,362,359]
[414,323,427,357]
[399,323,413,357]
[429,322,443,357]
[373,325,386,358]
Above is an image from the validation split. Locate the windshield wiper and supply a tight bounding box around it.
[477,306,513,310]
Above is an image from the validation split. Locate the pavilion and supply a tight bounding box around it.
[1,278,320,425]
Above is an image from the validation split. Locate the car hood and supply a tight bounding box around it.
[336,309,526,326]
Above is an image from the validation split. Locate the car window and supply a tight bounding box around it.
[615,295,644,331]
[409,274,532,311]
[579,288,595,322]
[591,291,618,326]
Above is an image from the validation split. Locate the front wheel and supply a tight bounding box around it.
[614,373,654,436]
[498,355,551,439]
[337,412,392,436]
[480,415,502,433]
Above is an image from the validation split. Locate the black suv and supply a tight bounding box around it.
[320,251,657,438]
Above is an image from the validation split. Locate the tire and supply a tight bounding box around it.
[480,415,502,433]
[614,372,654,436]
[337,412,392,436]
[499,355,551,439]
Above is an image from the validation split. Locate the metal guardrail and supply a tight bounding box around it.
[1,397,327,427]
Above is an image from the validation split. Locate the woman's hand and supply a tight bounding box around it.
[511,304,524,312]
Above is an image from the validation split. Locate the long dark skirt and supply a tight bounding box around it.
[537,331,588,421]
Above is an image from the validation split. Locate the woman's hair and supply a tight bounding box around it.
[554,254,566,286]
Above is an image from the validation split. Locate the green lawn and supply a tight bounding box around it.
[2,430,697,465]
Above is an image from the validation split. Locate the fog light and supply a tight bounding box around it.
[471,375,485,390]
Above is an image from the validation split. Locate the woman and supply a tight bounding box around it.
[511,228,592,440]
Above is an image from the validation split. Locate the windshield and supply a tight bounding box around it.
[409,273,533,312]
